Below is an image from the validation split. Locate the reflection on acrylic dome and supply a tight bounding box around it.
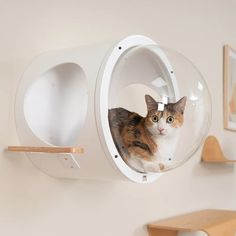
[107,45,211,173]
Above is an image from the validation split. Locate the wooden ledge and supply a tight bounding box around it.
[7,146,84,154]
[148,209,236,236]
[201,135,236,163]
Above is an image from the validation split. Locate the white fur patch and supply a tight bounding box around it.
[128,121,180,173]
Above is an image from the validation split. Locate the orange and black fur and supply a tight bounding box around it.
[108,95,187,173]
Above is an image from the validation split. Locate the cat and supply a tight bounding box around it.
[108,95,187,173]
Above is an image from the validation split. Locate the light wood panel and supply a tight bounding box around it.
[201,136,236,163]
[148,209,236,236]
[7,146,84,154]
[147,228,178,236]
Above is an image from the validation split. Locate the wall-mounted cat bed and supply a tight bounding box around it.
[10,35,211,183]
[148,209,236,236]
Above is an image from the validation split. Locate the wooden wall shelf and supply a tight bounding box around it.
[201,135,236,163]
[148,209,236,236]
[7,146,84,154]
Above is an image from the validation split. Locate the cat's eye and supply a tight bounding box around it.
[152,115,159,122]
[167,116,175,124]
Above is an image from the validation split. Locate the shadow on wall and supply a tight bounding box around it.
[133,225,148,236]
[193,160,235,177]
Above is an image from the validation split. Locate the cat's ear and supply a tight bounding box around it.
[173,96,187,114]
[145,95,158,111]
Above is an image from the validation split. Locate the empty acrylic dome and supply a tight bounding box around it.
[97,43,211,174]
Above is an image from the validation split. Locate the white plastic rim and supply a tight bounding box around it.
[96,35,178,183]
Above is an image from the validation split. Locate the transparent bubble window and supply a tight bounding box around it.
[108,45,211,173]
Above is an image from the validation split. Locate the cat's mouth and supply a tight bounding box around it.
[158,129,166,135]
[159,132,166,136]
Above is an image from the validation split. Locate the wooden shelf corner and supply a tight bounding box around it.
[7,146,84,154]
[148,209,236,236]
[201,135,236,163]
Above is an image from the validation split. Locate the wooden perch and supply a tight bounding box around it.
[7,146,84,154]
[148,209,236,236]
[201,135,236,163]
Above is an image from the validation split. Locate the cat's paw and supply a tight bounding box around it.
[143,161,165,173]
[158,163,165,171]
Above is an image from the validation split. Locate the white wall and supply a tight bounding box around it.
[1,0,236,235]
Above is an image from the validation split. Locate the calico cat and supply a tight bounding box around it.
[108,95,187,173]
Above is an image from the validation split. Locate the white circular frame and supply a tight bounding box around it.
[96,35,178,183]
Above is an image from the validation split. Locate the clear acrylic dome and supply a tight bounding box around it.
[108,44,211,173]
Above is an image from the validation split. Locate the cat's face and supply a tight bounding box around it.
[144,95,187,138]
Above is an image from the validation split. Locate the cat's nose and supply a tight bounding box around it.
[158,128,165,133]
